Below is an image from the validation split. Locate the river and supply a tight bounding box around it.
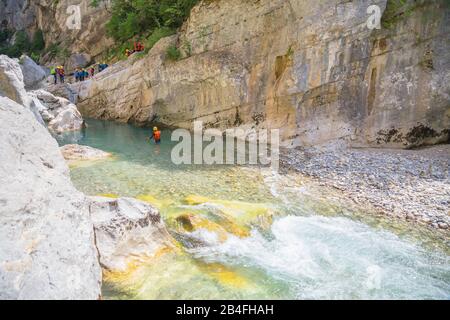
[55,119,450,299]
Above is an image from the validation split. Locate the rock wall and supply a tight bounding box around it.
[0,0,36,33]
[35,0,113,63]
[0,96,102,299]
[74,0,449,148]
[1,0,112,65]
[19,55,47,89]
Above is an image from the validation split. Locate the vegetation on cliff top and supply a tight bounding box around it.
[381,0,423,29]
[95,0,200,61]
[0,29,45,62]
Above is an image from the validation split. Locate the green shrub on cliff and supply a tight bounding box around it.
[106,0,199,42]
[0,30,30,58]
[166,45,181,61]
[0,28,12,44]
[144,27,175,53]
[0,29,45,60]
[31,29,45,53]
[381,0,418,29]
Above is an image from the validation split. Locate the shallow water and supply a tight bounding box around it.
[56,119,450,300]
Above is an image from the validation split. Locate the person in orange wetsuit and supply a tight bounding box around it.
[149,126,161,144]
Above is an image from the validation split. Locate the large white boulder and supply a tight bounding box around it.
[29,89,84,133]
[0,96,102,299]
[19,55,47,89]
[48,104,84,133]
[89,197,174,272]
[0,54,45,124]
[0,54,30,107]
[0,55,83,133]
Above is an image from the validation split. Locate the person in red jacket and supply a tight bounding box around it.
[134,41,144,52]
[149,126,161,144]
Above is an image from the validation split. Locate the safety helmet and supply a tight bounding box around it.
[153,127,158,131]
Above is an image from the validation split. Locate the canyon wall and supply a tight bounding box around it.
[0,0,112,64]
[73,0,449,148]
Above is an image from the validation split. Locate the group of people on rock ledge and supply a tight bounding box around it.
[125,41,145,57]
[49,62,109,84]
[74,63,108,82]
[50,66,65,84]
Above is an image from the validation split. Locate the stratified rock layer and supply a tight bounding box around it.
[74,0,449,148]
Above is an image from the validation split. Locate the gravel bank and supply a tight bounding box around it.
[280,145,450,230]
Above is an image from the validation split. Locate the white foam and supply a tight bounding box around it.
[192,215,450,299]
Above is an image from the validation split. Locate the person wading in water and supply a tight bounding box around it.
[148,126,161,144]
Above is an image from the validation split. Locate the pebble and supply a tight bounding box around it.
[438,222,448,229]
[281,145,450,230]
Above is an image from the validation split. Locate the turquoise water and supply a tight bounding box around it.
[56,119,450,300]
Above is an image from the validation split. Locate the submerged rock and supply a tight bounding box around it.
[89,196,174,272]
[61,144,111,161]
[0,96,102,299]
[183,195,274,231]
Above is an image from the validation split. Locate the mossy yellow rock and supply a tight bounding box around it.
[183,195,274,231]
[136,194,173,209]
[198,262,249,289]
[103,246,178,283]
[184,195,211,205]
[173,213,231,241]
[98,193,119,198]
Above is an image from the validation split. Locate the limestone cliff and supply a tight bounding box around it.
[72,0,449,148]
[35,0,113,64]
[1,0,112,65]
[0,96,102,299]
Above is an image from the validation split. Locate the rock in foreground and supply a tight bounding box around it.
[0,97,102,299]
[89,197,174,272]
[29,89,84,133]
